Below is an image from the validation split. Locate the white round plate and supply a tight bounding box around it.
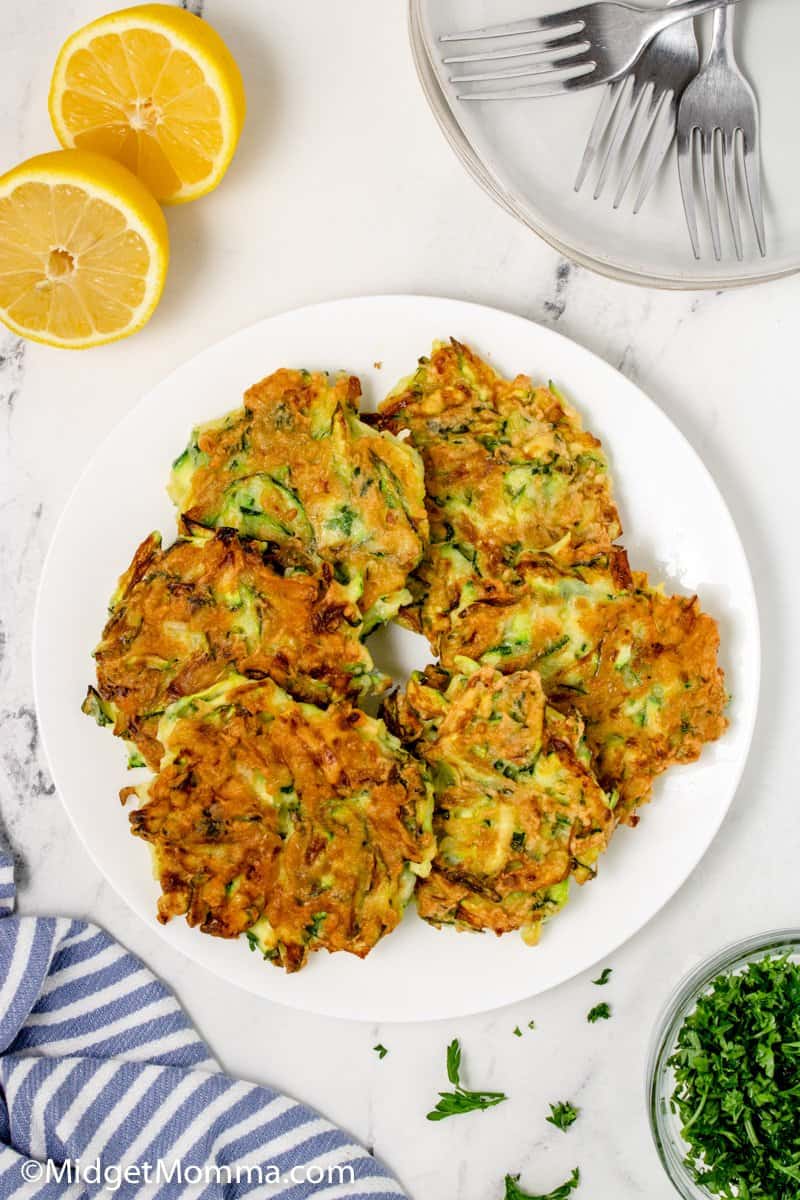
[34,296,759,1021]
[412,0,800,289]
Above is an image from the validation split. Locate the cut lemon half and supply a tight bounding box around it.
[0,150,169,349]
[49,4,246,205]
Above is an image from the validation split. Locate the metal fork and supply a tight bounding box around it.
[442,0,741,101]
[676,5,766,260]
[575,15,699,212]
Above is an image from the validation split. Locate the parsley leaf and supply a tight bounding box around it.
[546,1101,579,1132]
[446,1037,461,1085]
[427,1038,508,1122]
[513,1026,523,1037]
[668,954,800,1199]
[373,1044,388,1059]
[504,1167,580,1199]
[587,1003,611,1023]
[592,967,613,986]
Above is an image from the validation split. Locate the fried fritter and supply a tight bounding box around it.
[83,529,386,770]
[415,543,634,669]
[384,665,615,944]
[375,340,620,601]
[127,675,435,972]
[168,368,428,631]
[428,551,728,821]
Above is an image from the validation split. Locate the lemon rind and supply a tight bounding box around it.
[48,6,246,205]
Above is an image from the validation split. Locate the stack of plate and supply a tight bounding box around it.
[410,0,799,288]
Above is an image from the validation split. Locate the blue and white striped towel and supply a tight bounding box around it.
[0,847,408,1199]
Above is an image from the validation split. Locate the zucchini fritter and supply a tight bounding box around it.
[429,552,728,821]
[169,368,428,631]
[384,665,615,944]
[375,340,621,624]
[128,675,435,972]
[83,529,386,770]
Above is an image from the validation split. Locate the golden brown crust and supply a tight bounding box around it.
[83,344,730,966]
[169,368,428,621]
[550,575,728,819]
[385,667,615,941]
[377,340,621,576]
[87,529,385,770]
[426,555,728,821]
[129,677,435,971]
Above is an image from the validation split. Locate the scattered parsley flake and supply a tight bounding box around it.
[546,1101,579,1132]
[668,954,800,1199]
[587,1003,611,1023]
[592,967,613,986]
[513,1026,523,1037]
[426,1038,508,1121]
[528,1019,536,1030]
[503,1167,580,1200]
[373,1044,388,1059]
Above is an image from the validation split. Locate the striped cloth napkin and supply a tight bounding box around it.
[0,847,408,1199]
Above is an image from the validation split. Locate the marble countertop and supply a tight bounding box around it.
[1,2,798,1197]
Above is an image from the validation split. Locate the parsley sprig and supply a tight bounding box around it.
[668,954,800,1199]
[546,1100,579,1131]
[587,1002,611,1023]
[504,1167,580,1199]
[426,1039,508,1121]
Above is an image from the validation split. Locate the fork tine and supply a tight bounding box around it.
[457,62,597,100]
[613,86,668,209]
[742,129,767,257]
[450,44,590,85]
[632,94,676,214]
[721,129,743,261]
[594,76,646,201]
[677,126,701,260]
[575,80,625,194]
[443,35,582,66]
[700,128,722,262]
[440,14,585,43]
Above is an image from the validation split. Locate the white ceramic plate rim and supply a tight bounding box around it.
[33,295,760,1022]
[408,0,799,291]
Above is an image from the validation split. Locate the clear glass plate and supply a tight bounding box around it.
[411,0,800,289]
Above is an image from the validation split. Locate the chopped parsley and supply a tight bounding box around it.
[304,911,327,940]
[426,1039,508,1121]
[528,1019,536,1030]
[504,1167,580,1200]
[244,930,276,961]
[668,954,800,1199]
[592,967,613,986]
[513,1026,522,1038]
[326,505,358,536]
[587,1003,611,1023]
[373,1044,388,1059]
[546,1101,579,1132]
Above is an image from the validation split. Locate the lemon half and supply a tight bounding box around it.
[49,3,246,204]
[0,149,169,349]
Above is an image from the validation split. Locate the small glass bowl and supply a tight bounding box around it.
[647,930,800,1200]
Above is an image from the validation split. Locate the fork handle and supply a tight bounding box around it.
[710,3,736,58]
[650,0,740,31]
